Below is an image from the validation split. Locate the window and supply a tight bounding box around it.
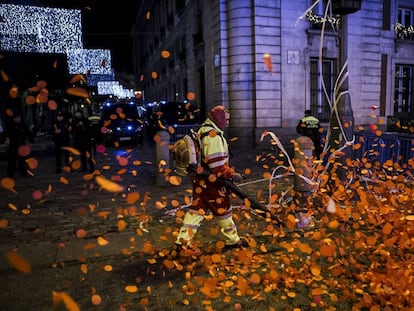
[396,7,414,40]
[310,57,337,122]
[394,64,414,115]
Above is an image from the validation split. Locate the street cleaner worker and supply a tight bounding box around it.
[175,105,245,255]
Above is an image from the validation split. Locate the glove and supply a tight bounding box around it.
[232,172,245,182]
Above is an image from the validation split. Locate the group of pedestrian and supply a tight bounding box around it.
[1,108,97,178]
[51,110,95,174]
[0,112,34,178]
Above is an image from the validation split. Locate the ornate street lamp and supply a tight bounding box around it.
[328,0,362,180]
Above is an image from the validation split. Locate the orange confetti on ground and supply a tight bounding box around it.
[97,236,109,246]
[125,285,138,293]
[117,219,127,231]
[161,50,171,58]
[169,175,182,186]
[250,273,261,284]
[76,229,87,239]
[91,294,102,305]
[7,203,17,211]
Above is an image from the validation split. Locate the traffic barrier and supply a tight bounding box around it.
[353,131,413,165]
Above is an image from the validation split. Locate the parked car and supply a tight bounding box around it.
[100,100,145,146]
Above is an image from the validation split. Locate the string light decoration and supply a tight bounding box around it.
[395,23,414,38]
[67,49,112,75]
[0,4,82,53]
[305,11,340,26]
[87,73,115,87]
[97,81,135,98]
[0,4,114,86]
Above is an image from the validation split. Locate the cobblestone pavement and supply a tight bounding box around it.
[0,134,294,310]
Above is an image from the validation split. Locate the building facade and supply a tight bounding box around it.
[131,0,414,146]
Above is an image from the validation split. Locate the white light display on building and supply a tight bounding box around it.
[67,49,112,75]
[97,81,135,98]
[0,4,82,53]
[0,3,129,93]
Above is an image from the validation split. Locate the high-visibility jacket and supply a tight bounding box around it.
[198,118,234,179]
[297,115,321,138]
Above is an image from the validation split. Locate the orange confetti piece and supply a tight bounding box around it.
[125,285,138,293]
[1,177,17,194]
[103,264,113,271]
[263,53,273,73]
[61,146,81,156]
[59,176,69,185]
[310,264,321,276]
[26,157,39,170]
[52,291,80,311]
[0,218,8,229]
[76,229,87,239]
[95,175,124,193]
[91,294,102,305]
[97,236,109,246]
[161,50,171,58]
[126,192,140,204]
[169,175,182,186]
[6,250,31,273]
[250,273,261,284]
[117,219,127,231]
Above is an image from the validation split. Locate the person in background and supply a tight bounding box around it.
[71,110,95,173]
[87,113,102,155]
[51,111,71,173]
[296,109,323,158]
[0,112,34,178]
[174,105,245,255]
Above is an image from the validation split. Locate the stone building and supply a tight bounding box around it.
[131,0,414,146]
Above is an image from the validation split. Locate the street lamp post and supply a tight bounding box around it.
[328,0,362,180]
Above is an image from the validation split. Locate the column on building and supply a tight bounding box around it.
[219,0,281,146]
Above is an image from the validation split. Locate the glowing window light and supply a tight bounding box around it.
[0,4,82,53]
[67,49,112,75]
